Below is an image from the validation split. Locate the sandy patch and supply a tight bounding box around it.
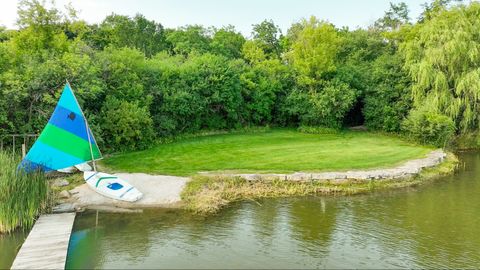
[70,173,189,210]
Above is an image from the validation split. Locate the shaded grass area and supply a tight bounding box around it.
[0,152,52,233]
[182,153,459,214]
[103,129,434,176]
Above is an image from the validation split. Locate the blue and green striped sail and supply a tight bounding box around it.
[19,83,101,172]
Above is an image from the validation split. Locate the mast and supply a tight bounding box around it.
[66,80,98,172]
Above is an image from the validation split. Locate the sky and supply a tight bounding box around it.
[0,0,426,36]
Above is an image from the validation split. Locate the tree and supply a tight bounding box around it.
[241,40,266,64]
[284,16,358,128]
[166,25,211,55]
[363,52,411,131]
[0,27,11,42]
[241,59,295,125]
[14,0,68,55]
[131,14,167,57]
[88,14,166,57]
[147,53,245,135]
[210,25,245,59]
[285,80,356,128]
[96,47,148,103]
[374,2,410,31]
[402,2,480,133]
[418,0,463,22]
[99,96,154,151]
[286,16,342,86]
[251,20,282,58]
[282,21,304,52]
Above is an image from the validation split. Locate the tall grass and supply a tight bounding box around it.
[181,153,459,214]
[0,151,52,233]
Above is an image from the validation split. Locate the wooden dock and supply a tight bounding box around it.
[11,213,76,270]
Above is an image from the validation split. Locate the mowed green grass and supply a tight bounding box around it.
[102,129,434,176]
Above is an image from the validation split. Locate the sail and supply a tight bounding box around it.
[19,83,102,172]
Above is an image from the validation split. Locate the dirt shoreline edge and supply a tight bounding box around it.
[182,150,458,214]
[58,149,457,213]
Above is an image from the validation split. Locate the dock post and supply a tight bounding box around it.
[21,144,26,158]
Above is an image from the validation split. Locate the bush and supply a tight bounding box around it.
[149,53,245,136]
[286,80,356,129]
[241,59,295,125]
[364,91,410,132]
[402,108,455,147]
[99,97,155,151]
[363,54,411,132]
[0,152,51,233]
[453,132,480,150]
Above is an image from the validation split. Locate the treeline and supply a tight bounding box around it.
[0,0,478,151]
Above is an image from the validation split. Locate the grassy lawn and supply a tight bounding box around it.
[102,129,434,176]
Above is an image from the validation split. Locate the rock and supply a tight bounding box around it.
[241,174,261,181]
[52,203,76,213]
[52,179,69,187]
[59,190,71,199]
[312,172,347,180]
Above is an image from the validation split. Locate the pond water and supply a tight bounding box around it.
[0,230,27,269]
[2,152,480,269]
[65,152,480,269]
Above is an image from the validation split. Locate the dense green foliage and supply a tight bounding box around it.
[402,107,455,147]
[0,0,476,151]
[103,129,433,176]
[0,152,51,233]
[401,1,480,145]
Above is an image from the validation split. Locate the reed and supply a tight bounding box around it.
[181,153,459,215]
[0,151,52,233]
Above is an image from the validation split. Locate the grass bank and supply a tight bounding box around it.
[0,152,52,233]
[103,128,434,176]
[181,152,458,214]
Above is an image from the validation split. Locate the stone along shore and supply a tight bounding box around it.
[209,149,447,182]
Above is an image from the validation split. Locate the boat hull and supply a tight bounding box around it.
[83,171,143,202]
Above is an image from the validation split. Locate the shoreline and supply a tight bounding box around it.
[201,149,448,182]
[56,149,458,214]
[182,150,458,214]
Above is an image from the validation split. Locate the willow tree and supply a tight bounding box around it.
[402,2,480,133]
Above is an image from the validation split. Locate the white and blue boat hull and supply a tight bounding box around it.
[83,171,143,202]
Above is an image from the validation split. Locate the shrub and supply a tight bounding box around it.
[453,132,480,150]
[363,54,411,132]
[241,59,294,125]
[99,96,155,151]
[364,92,410,132]
[402,108,455,147]
[286,80,356,129]
[149,53,245,136]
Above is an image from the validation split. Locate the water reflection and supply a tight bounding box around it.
[66,152,480,269]
[0,230,27,269]
[288,197,337,253]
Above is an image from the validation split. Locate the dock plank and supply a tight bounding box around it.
[11,213,76,270]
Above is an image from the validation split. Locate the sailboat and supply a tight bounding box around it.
[19,82,143,202]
